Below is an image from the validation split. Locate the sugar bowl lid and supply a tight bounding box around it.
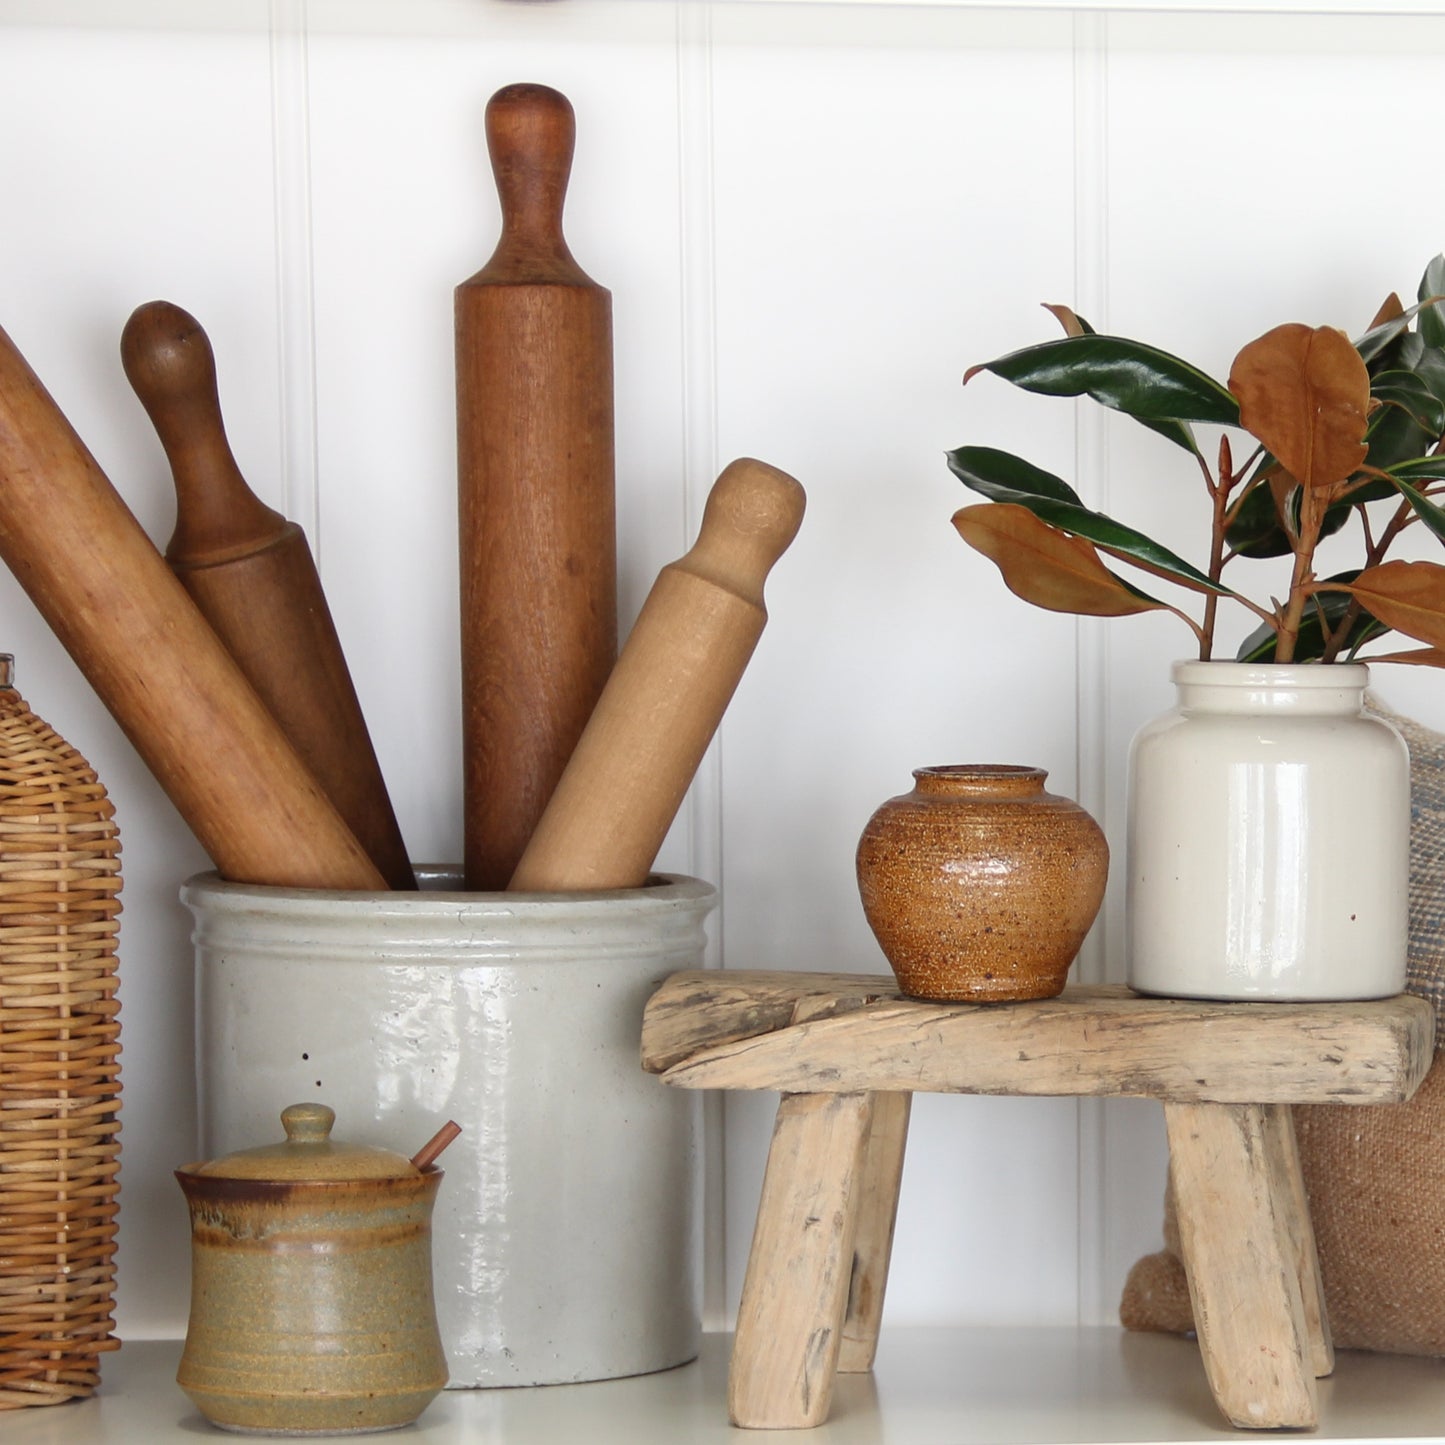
[191,1102,419,1182]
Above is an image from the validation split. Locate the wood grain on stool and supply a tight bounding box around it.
[641,971,1433,1433]
[1164,1102,1320,1429]
[838,1091,910,1373]
[1262,1103,1333,1378]
[730,1090,873,1429]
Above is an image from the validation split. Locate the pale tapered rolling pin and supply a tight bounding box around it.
[120,301,414,890]
[509,458,805,893]
[456,81,617,890]
[0,320,385,891]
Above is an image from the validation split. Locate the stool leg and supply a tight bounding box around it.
[839,1091,912,1373]
[1262,1103,1333,1378]
[1163,1101,1317,1430]
[730,1090,873,1429]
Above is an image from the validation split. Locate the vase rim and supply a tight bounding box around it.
[1169,659,1369,688]
[912,763,1046,778]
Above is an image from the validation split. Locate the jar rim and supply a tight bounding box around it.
[1170,660,1369,688]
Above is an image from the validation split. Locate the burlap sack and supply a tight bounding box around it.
[1120,704,1445,1356]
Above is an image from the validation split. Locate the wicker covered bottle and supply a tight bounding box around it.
[0,654,122,1407]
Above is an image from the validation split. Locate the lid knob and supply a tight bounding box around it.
[281,1102,336,1144]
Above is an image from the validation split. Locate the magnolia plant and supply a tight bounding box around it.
[950,256,1445,665]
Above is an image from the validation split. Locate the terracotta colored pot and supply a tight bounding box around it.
[176,1103,447,1436]
[856,764,1108,1002]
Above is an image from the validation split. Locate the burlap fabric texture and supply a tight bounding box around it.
[1120,703,1445,1356]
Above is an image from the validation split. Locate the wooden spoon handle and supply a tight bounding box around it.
[0,319,384,890]
[508,458,805,893]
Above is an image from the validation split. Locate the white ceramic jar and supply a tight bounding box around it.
[182,868,715,1389]
[1127,662,1409,1001]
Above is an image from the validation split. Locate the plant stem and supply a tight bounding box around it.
[1199,449,1232,661]
[1320,498,1414,663]
[1274,486,1327,664]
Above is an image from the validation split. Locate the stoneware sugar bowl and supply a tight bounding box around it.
[175,1102,450,1435]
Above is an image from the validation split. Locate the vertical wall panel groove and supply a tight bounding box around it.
[268,0,321,549]
[1070,7,1113,1328]
[677,0,727,1329]
[677,0,724,941]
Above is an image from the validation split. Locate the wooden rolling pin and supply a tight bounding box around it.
[0,319,385,891]
[509,458,805,892]
[120,301,414,890]
[456,81,617,890]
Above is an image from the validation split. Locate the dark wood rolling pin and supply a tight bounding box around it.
[456,81,617,891]
[509,458,805,893]
[120,301,414,890]
[0,319,385,891]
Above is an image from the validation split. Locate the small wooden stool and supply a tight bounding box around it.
[640,973,1434,1432]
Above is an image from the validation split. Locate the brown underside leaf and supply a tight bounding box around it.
[952,503,1163,617]
[1228,323,1370,489]
[1368,292,1406,331]
[1042,303,1088,338]
[1360,645,1445,668]
[1343,560,1445,651]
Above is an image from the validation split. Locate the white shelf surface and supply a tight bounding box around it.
[8,1329,1445,1445]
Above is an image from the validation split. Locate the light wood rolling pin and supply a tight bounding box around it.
[508,458,805,893]
[456,81,617,891]
[0,320,385,891]
[120,300,415,890]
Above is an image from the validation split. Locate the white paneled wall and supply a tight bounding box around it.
[3,0,1444,1342]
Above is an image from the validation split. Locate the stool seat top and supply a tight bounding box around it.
[641,973,1435,1105]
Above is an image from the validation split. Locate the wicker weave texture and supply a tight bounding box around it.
[0,674,122,1408]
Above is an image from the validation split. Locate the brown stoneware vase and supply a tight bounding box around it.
[856,764,1108,1002]
[176,1102,447,1436]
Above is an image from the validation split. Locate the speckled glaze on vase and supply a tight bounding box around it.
[856,765,1108,1001]
[175,1103,447,1436]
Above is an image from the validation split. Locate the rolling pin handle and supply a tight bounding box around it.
[120,300,283,560]
[679,458,808,607]
[485,82,577,258]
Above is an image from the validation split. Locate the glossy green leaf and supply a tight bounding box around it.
[1356,295,1444,363]
[1235,573,1386,662]
[1368,328,1424,378]
[1418,255,1445,349]
[946,446,1230,595]
[963,335,1239,451]
[1385,471,1445,544]
[1370,369,1445,435]
[946,445,1084,505]
[1383,455,1445,483]
[1410,346,1445,423]
[1224,475,1353,559]
[1364,394,1433,473]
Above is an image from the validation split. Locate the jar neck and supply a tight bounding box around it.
[1171,660,1368,716]
[912,764,1047,799]
[0,654,11,690]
